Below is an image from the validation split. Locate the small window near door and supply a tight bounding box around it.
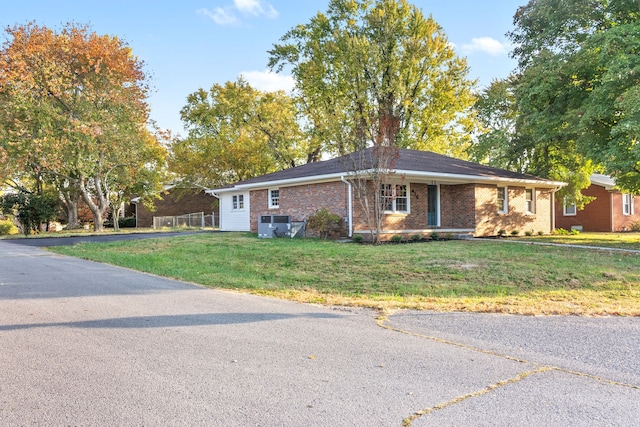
[497,186,508,213]
[525,188,535,214]
[232,194,244,211]
[269,188,280,209]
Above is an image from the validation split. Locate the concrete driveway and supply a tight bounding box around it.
[0,240,638,426]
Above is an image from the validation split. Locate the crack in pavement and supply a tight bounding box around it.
[375,312,640,426]
[401,366,554,426]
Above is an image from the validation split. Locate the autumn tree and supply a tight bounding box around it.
[171,78,305,187]
[268,0,477,158]
[507,0,640,195]
[0,22,166,231]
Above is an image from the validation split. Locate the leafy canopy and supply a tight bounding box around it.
[173,78,305,186]
[268,0,477,158]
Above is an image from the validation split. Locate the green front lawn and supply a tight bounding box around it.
[49,232,640,316]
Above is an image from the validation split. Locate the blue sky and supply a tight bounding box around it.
[2,0,525,137]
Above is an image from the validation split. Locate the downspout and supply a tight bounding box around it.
[551,187,559,233]
[341,176,353,237]
[210,192,221,230]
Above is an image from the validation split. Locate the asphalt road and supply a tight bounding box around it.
[0,239,638,426]
[1,230,207,247]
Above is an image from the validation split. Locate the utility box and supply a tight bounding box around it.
[258,215,291,238]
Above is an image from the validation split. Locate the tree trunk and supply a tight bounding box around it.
[61,191,81,229]
[78,174,110,232]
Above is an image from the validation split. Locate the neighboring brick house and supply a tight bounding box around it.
[209,148,564,238]
[555,174,639,232]
[131,186,219,228]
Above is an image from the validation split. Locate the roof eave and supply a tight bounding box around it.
[210,169,566,193]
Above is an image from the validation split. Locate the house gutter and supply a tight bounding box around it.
[341,176,353,237]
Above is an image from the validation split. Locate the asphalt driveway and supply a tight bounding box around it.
[0,240,638,426]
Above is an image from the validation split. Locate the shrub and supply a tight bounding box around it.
[630,221,640,232]
[554,228,570,235]
[443,232,454,240]
[352,234,364,243]
[390,234,403,243]
[511,230,520,236]
[537,231,544,236]
[0,219,18,235]
[307,208,342,239]
[430,232,440,241]
[571,228,580,235]
[497,229,506,237]
[525,230,533,236]
[411,233,422,242]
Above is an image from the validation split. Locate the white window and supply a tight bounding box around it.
[623,194,634,215]
[268,188,280,209]
[525,188,535,214]
[232,194,244,211]
[563,199,576,216]
[380,183,409,213]
[497,186,508,213]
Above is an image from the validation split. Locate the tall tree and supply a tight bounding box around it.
[507,0,640,194]
[172,78,305,187]
[268,0,477,157]
[0,22,166,231]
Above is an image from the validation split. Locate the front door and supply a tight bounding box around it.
[427,184,438,227]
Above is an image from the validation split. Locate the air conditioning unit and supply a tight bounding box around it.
[258,215,291,238]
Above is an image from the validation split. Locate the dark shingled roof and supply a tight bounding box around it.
[220,148,556,188]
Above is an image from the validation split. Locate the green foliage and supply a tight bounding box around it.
[0,23,166,232]
[352,234,364,243]
[511,230,520,236]
[306,208,342,239]
[497,229,506,237]
[0,190,60,235]
[525,230,533,236]
[173,78,306,187]
[554,228,579,236]
[430,232,440,241]
[506,0,640,194]
[0,218,18,235]
[411,233,422,242]
[390,234,403,243]
[268,0,478,157]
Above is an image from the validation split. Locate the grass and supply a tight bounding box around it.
[48,232,640,316]
[517,232,640,251]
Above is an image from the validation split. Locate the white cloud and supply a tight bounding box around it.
[200,0,278,25]
[234,0,279,18]
[462,37,510,56]
[240,70,295,93]
[197,7,240,26]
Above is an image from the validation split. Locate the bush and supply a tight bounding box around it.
[630,221,640,232]
[443,232,454,240]
[411,233,422,242]
[554,228,570,235]
[390,234,403,243]
[511,230,520,236]
[430,232,440,241]
[352,234,364,243]
[497,229,507,237]
[307,208,342,239]
[525,230,533,236]
[0,219,18,235]
[538,231,544,236]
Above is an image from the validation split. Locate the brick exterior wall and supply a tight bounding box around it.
[250,181,350,237]
[134,189,218,227]
[248,179,555,239]
[555,184,640,231]
[473,184,553,236]
[440,184,476,229]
